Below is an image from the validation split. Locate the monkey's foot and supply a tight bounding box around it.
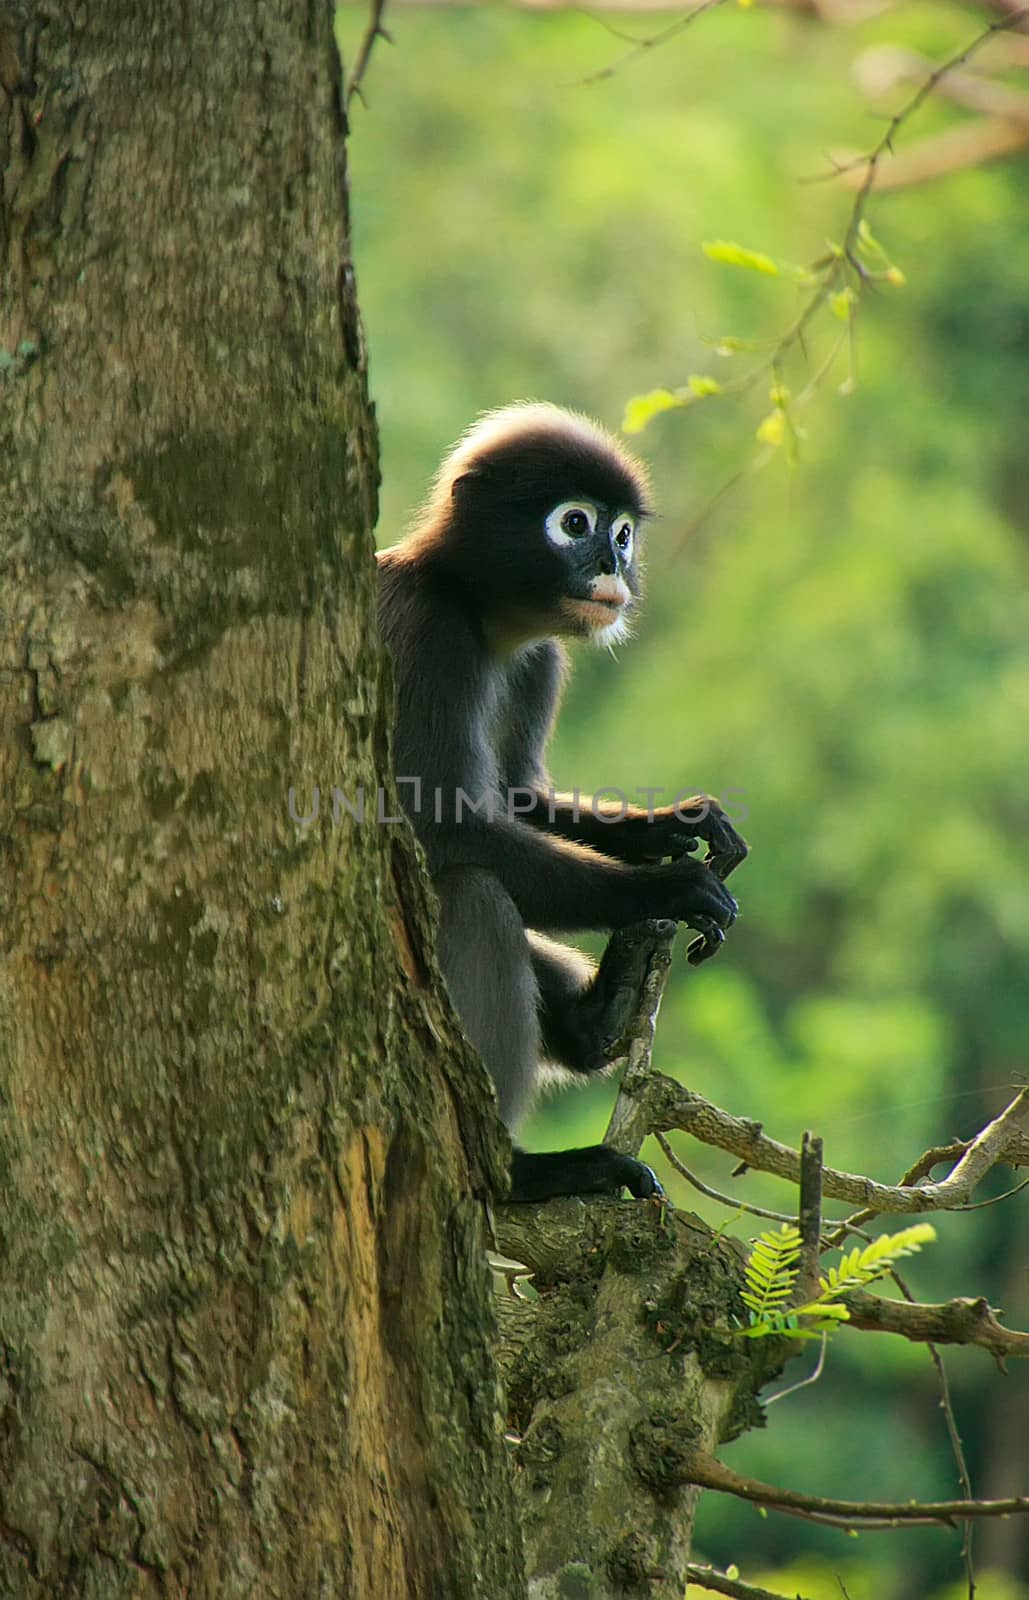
[510,1145,664,1202]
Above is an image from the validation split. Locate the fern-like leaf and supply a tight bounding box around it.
[742,1225,802,1323]
[739,1222,937,1346]
[819,1223,936,1298]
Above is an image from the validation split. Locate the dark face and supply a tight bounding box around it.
[447,426,649,649]
[540,496,640,646]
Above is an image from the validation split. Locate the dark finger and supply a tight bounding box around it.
[708,849,741,882]
[666,834,701,859]
[687,926,724,966]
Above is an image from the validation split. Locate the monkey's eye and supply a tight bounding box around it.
[545,502,598,548]
[614,518,635,553]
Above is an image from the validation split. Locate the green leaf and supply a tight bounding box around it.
[830,288,855,322]
[703,334,765,355]
[702,240,780,277]
[818,1223,935,1297]
[756,410,785,447]
[857,219,888,262]
[742,1224,802,1320]
[857,219,879,250]
[621,388,688,435]
[792,1301,850,1323]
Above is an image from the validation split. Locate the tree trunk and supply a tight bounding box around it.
[0,4,521,1596]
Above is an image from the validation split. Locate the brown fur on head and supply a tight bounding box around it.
[415,402,653,532]
[394,402,652,650]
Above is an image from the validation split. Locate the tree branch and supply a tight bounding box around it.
[795,1130,823,1302]
[841,1290,1029,1361]
[839,117,1029,191]
[577,0,726,87]
[603,926,677,1157]
[346,0,392,108]
[654,1132,796,1222]
[685,1562,815,1600]
[855,43,1029,126]
[645,1073,1029,1214]
[686,1450,1029,1528]
[901,1129,1029,1184]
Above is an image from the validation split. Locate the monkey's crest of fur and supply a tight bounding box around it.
[418,401,654,527]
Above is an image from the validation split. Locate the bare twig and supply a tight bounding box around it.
[685,1560,816,1600]
[658,9,1029,543]
[854,43,1029,126]
[644,1074,1029,1215]
[685,1450,1029,1528]
[578,0,726,87]
[828,1131,1029,1246]
[796,1131,823,1302]
[838,117,1029,191]
[924,1340,977,1597]
[764,1333,828,1406]
[833,9,1029,230]
[902,1129,1029,1186]
[654,1132,796,1221]
[879,1261,980,1588]
[346,0,392,108]
[603,926,677,1157]
[957,1175,1029,1210]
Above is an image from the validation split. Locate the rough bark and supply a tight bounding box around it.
[494,1201,768,1600]
[0,4,519,1597]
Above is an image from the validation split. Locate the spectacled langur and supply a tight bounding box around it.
[377,404,747,1202]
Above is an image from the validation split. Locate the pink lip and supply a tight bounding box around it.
[588,578,631,609]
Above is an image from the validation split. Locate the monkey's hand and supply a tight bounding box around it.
[650,855,738,967]
[633,796,748,882]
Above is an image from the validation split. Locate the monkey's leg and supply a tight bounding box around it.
[529,919,677,1076]
[435,866,540,1130]
[509,924,671,1202]
[436,871,662,1203]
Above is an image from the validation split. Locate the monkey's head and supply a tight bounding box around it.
[422,403,653,651]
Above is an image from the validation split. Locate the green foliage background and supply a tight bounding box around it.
[340,4,1029,1594]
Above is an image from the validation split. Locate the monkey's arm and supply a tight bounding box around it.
[426,814,737,956]
[498,643,748,880]
[521,791,749,880]
[385,592,737,950]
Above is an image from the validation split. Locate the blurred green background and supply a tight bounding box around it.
[339,3,1029,1594]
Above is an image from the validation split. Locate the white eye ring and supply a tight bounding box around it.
[545,501,597,548]
[613,515,636,556]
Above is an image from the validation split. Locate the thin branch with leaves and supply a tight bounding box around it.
[622,7,1029,522]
